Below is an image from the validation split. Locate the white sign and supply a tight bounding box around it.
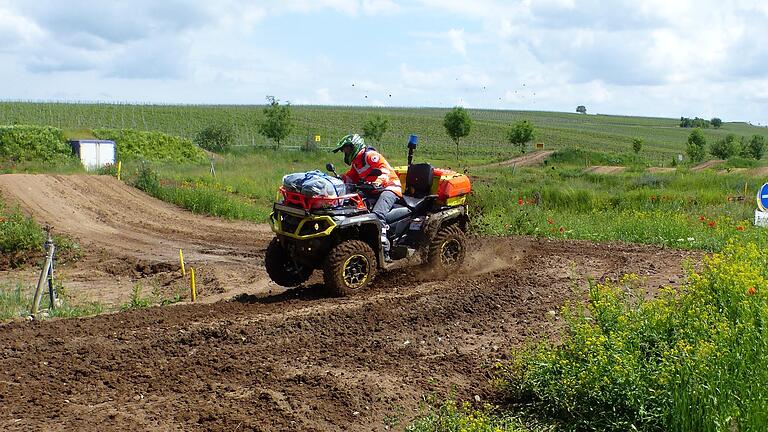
[755,209,768,227]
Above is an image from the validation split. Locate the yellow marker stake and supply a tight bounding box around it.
[190,267,197,302]
[179,248,186,276]
[117,161,122,181]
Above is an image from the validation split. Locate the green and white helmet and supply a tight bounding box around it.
[332,133,365,165]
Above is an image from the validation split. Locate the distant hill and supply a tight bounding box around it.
[0,102,765,163]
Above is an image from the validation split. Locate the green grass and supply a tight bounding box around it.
[470,165,762,252]
[0,281,103,320]
[2,102,767,165]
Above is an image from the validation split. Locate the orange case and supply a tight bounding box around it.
[436,172,471,199]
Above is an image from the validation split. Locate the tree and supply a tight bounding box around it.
[680,117,711,128]
[746,134,766,160]
[443,106,472,160]
[710,134,738,159]
[507,120,536,153]
[632,137,643,154]
[576,105,587,114]
[258,96,293,149]
[686,128,706,162]
[361,114,389,145]
[711,117,723,129]
[195,123,235,153]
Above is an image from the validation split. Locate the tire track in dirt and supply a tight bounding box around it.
[0,236,700,431]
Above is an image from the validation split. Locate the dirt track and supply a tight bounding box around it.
[0,174,700,430]
[0,174,272,304]
[483,150,554,168]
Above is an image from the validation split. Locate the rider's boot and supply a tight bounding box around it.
[381,224,392,263]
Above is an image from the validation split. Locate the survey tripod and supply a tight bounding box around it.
[30,225,57,317]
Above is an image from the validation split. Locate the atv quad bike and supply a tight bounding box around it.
[266,137,471,296]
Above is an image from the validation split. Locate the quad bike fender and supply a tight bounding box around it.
[333,214,384,266]
[423,205,468,239]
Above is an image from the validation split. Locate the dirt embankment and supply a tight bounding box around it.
[0,174,272,305]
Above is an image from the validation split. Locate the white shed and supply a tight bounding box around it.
[69,140,116,170]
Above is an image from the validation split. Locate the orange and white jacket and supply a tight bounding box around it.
[341,147,402,197]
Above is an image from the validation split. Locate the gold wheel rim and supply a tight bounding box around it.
[341,254,369,288]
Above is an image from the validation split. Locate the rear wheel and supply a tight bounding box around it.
[265,238,313,287]
[426,224,467,273]
[324,240,377,296]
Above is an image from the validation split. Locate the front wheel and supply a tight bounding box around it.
[265,238,313,287]
[426,224,467,273]
[323,240,377,296]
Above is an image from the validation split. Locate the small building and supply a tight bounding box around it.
[69,140,116,170]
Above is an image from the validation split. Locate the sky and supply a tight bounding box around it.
[1,0,767,124]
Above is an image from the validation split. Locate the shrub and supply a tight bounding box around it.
[195,123,235,153]
[710,134,738,159]
[361,114,389,145]
[504,243,768,431]
[0,125,75,163]
[507,120,536,153]
[744,134,765,160]
[133,163,161,195]
[686,129,706,162]
[0,201,45,254]
[94,128,206,163]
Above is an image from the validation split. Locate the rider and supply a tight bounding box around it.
[332,134,402,260]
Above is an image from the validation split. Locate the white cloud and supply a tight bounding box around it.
[0,0,765,123]
[447,28,466,56]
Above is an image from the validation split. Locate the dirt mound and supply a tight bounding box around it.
[0,174,272,305]
[0,236,699,431]
[583,165,625,174]
[691,159,725,171]
[485,150,555,168]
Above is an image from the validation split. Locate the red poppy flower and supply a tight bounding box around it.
[699,215,706,221]
[547,218,554,225]
[559,226,565,233]
[708,221,716,228]
[736,226,745,231]
[518,198,524,205]
[748,287,757,295]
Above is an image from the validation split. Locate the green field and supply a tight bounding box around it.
[2,102,767,164]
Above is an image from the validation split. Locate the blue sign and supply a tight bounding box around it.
[758,183,768,212]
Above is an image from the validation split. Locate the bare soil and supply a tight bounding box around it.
[0,174,701,431]
[484,150,555,168]
[691,159,725,171]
